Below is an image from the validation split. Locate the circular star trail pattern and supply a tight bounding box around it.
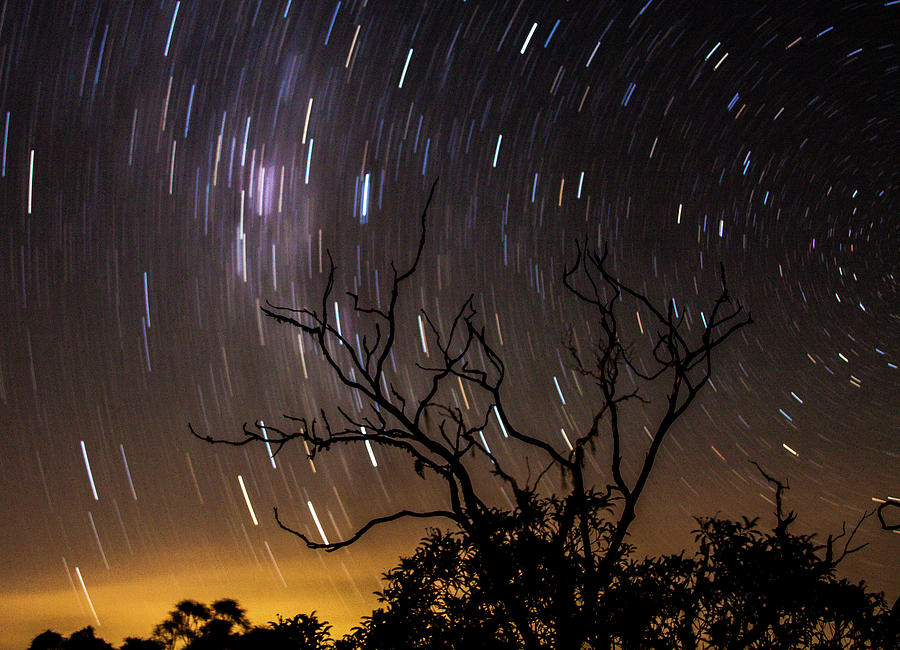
[0,1,897,646]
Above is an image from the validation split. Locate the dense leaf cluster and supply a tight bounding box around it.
[343,497,896,649]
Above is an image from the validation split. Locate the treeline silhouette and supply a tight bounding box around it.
[27,497,900,649]
[28,598,333,650]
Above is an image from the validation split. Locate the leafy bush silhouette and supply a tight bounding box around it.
[28,628,118,650]
[344,494,895,649]
[26,600,337,650]
[148,598,251,649]
[25,542,896,650]
[606,513,893,648]
[119,639,162,650]
[62,628,115,650]
[235,612,336,649]
[28,630,65,650]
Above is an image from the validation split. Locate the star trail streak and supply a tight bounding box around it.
[0,1,897,647]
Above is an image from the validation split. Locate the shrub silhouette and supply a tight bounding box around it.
[62,628,114,650]
[28,630,65,650]
[119,639,162,650]
[146,598,254,649]
[604,512,893,648]
[343,487,895,649]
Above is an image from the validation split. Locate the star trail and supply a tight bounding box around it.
[0,1,897,646]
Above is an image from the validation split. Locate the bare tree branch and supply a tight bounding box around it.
[750,461,798,537]
[274,506,461,551]
[877,499,900,531]
[825,511,872,565]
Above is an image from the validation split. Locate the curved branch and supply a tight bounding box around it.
[825,511,872,564]
[273,507,460,552]
[877,499,900,531]
[189,422,263,448]
[374,177,439,379]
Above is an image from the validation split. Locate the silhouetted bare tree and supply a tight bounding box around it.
[193,179,753,649]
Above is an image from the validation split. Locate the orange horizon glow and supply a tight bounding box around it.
[2,535,409,650]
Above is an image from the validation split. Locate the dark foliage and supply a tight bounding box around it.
[604,512,894,648]
[344,490,896,650]
[62,628,115,650]
[147,598,253,649]
[119,639,162,650]
[28,630,65,650]
[249,611,335,649]
[27,601,334,650]
[27,526,897,650]
[25,627,116,650]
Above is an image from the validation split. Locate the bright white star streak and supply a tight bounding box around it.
[238,474,258,526]
[75,566,100,626]
[307,500,329,545]
[80,440,99,500]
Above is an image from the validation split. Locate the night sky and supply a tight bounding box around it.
[1,1,897,646]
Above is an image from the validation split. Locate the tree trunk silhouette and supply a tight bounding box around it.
[193,178,752,648]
